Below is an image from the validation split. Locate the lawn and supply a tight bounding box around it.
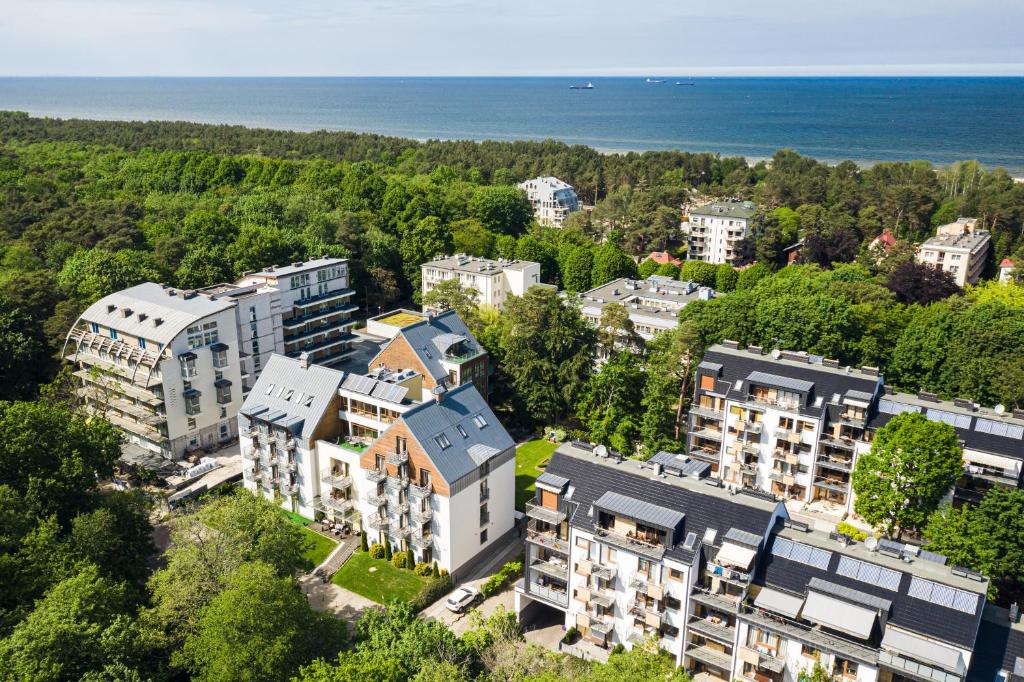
[332,551,430,603]
[377,311,424,328]
[515,439,558,511]
[277,509,337,569]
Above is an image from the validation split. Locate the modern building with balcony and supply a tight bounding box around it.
[64,282,244,459]
[916,218,991,287]
[514,441,1010,681]
[368,308,490,402]
[687,342,1024,517]
[421,254,543,310]
[518,176,580,227]
[684,201,757,265]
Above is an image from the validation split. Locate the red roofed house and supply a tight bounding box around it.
[648,251,682,267]
[999,258,1016,283]
[869,228,898,252]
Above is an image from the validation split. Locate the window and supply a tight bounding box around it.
[480,479,489,501]
[138,338,146,349]
[91,322,99,333]
[180,356,197,380]
[456,424,468,438]
[396,436,407,453]
[479,503,489,526]
[435,434,451,449]
[109,329,118,340]
[833,657,858,679]
[265,383,275,395]
[480,529,488,544]
[185,394,201,416]
[663,595,681,611]
[801,643,822,659]
[638,558,652,576]
[187,418,197,430]
[216,385,232,405]
[212,348,228,368]
[669,568,683,581]
[473,414,488,429]
[186,321,218,349]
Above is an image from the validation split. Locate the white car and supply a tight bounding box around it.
[444,585,480,613]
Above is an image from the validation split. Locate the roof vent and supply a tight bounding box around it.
[883,384,895,395]
[823,358,840,368]
[917,391,939,402]
[953,398,976,411]
[721,339,739,349]
[292,261,303,267]
[121,308,133,318]
[747,345,763,355]
[167,289,177,297]
[182,290,197,300]
[1013,408,1024,420]
[861,366,879,377]
[138,313,147,322]
[298,352,310,370]
[153,318,163,327]
[107,304,117,313]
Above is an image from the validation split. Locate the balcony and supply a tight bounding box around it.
[387,451,409,466]
[594,527,666,560]
[525,502,566,525]
[629,574,663,597]
[813,476,849,493]
[410,505,433,523]
[259,470,279,485]
[838,413,867,428]
[688,615,736,644]
[691,428,724,442]
[629,599,666,624]
[411,532,433,550]
[688,448,721,464]
[242,448,259,461]
[522,580,569,608]
[705,561,752,586]
[279,482,298,497]
[393,499,410,514]
[322,473,352,489]
[690,589,739,613]
[365,490,388,506]
[530,558,569,582]
[589,588,615,609]
[282,459,297,474]
[276,436,296,451]
[365,467,386,483]
[387,472,409,488]
[366,513,390,531]
[392,524,411,538]
[408,481,433,498]
[686,643,733,671]
[815,455,853,473]
[321,496,354,514]
[293,287,355,308]
[526,524,570,554]
[739,605,878,665]
[739,646,785,674]
[689,405,724,420]
[591,564,617,582]
[820,435,856,451]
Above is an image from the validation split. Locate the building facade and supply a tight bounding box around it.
[916,218,991,286]
[684,201,757,265]
[518,176,581,227]
[421,254,542,310]
[65,283,245,459]
[577,275,716,344]
[686,342,1024,517]
[515,443,999,682]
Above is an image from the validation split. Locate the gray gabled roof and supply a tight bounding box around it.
[594,491,685,531]
[400,383,513,484]
[536,471,570,490]
[746,370,815,394]
[809,577,893,613]
[239,354,345,441]
[392,310,484,382]
[724,527,763,548]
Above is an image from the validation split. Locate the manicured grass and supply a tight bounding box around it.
[515,439,558,511]
[378,311,424,328]
[332,551,430,603]
[277,509,337,569]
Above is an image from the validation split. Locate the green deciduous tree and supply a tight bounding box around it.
[590,243,637,287]
[557,244,594,293]
[852,412,964,539]
[468,186,532,236]
[579,353,645,454]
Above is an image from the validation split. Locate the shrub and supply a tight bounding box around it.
[368,543,385,559]
[414,562,432,576]
[391,551,410,570]
[409,574,453,612]
[480,560,523,598]
[432,561,440,578]
[610,643,625,655]
[562,627,579,644]
[440,568,449,578]
[360,529,368,552]
[384,540,393,561]
[837,521,868,542]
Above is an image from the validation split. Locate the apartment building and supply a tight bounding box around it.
[222,257,358,371]
[64,283,244,459]
[518,176,580,227]
[969,607,1024,682]
[421,254,542,310]
[686,342,1024,516]
[240,349,516,575]
[684,201,757,265]
[577,275,715,343]
[917,218,991,286]
[368,309,490,401]
[515,443,1001,681]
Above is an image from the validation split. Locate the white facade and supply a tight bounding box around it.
[65,283,245,459]
[916,219,991,286]
[518,176,580,227]
[684,201,757,265]
[421,254,542,310]
[578,276,716,344]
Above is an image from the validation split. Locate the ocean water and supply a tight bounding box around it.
[1,77,1023,173]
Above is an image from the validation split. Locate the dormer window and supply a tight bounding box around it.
[473,414,487,429]
[435,434,451,449]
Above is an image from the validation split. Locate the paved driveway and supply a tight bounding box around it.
[300,573,377,623]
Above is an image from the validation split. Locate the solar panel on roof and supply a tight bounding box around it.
[771,537,832,570]
[926,408,973,429]
[342,374,376,395]
[918,549,948,565]
[907,576,979,614]
[836,556,902,592]
[370,382,407,404]
[878,399,919,416]
[975,418,1024,440]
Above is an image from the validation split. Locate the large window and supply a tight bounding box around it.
[187,321,218,349]
[216,385,232,405]
[185,394,201,416]
[212,348,228,368]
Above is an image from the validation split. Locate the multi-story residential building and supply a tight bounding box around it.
[518,176,580,227]
[368,309,490,401]
[686,342,1024,516]
[515,442,999,681]
[917,218,991,286]
[684,201,757,265]
[969,606,1024,682]
[229,257,358,369]
[239,353,346,518]
[64,283,244,459]
[421,254,542,310]
[577,275,716,345]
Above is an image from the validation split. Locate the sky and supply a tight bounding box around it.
[1,0,1022,77]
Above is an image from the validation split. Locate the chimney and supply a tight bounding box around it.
[431,384,447,403]
[427,311,435,325]
[918,391,939,403]
[298,352,309,369]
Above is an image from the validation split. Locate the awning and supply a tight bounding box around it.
[178,351,197,361]
[214,378,232,388]
[182,388,201,399]
[881,628,964,673]
[801,590,877,640]
[716,542,758,570]
[210,342,229,351]
[754,587,804,619]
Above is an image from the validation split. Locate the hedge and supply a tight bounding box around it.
[480,560,523,599]
[409,574,453,612]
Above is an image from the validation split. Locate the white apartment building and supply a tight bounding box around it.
[518,176,580,227]
[684,201,757,265]
[421,254,542,310]
[516,443,994,682]
[688,342,1024,518]
[916,218,991,286]
[65,283,245,459]
[239,351,516,576]
[577,275,716,344]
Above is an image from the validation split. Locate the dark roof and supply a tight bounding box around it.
[394,310,485,382]
[967,617,1024,681]
[543,451,777,564]
[701,347,880,419]
[755,536,985,649]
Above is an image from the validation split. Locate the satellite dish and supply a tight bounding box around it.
[594,444,608,458]
[995,404,1006,415]
[771,349,782,359]
[864,536,878,551]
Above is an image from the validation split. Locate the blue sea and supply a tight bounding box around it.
[1,77,1023,173]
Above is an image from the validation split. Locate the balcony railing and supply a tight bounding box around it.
[690,428,724,441]
[387,451,409,466]
[410,505,433,523]
[591,564,617,581]
[706,561,752,585]
[629,599,666,623]
[283,459,297,473]
[816,456,853,472]
[739,605,878,665]
[279,482,298,497]
[392,524,411,538]
[814,476,850,493]
[387,472,409,488]
[276,436,296,450]
[365,490,388,506]
[365,467,386,483]
[739,646,785,674]
[530,559,569,582]
[320,496,354,514]
[242,449,259,461]
[689,588,740,613]
[686,643,733,672]
[394,499,410,514]
[526,524,570,554]
[594,527,666,560]
[820,435,856,451]
[366,513,389,531]
[411,531,433,549]
[525,502,566,525]
[688,448,721,464]
[523,580,568,608]
[689,405,724,420]
[322,473,352,489]
[408,481,433,498]
[688,615,736,644]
